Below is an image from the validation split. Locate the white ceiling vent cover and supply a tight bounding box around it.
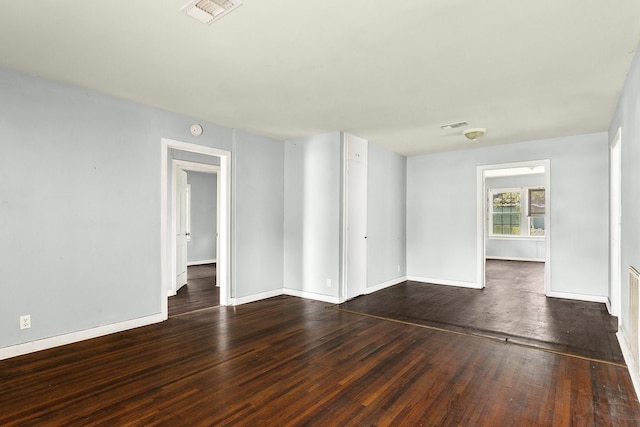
[440,121,468,130]
[180,0,243,25]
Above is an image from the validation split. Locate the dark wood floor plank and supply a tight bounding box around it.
[1,294,638,426]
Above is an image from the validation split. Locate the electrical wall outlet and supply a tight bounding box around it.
[20,315,31,330]
[326,278,331,288]
[397,265,401,272]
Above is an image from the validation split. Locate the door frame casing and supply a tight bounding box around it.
[609,128,622,317]
[161,138,231,319]
[476,159,551,293]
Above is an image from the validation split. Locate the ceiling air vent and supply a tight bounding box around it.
[180,0,243,25]
[440,121,468,130]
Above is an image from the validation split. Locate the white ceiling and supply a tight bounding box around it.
[1,1,639,156]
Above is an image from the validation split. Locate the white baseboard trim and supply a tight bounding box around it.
[187,259,216,266]
[546,290,608,304]
[283,288,340,304]
[406,276,481,289]
[0,313,166,361]
[366,276,407,294]
[486,256,544,263]
[234,289,283,306]
[606,298,613,315]
[233,288,341,306]
[617,331,640,400]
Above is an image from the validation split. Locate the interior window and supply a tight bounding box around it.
[490,187,545,237]
[491,191,521,235]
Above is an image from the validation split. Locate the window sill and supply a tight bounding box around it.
[488,235,545,241]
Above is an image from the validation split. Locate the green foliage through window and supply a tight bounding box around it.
[492,191,521,235]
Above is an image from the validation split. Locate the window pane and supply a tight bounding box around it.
[530,217,545,236]
[491,191,522,235]
[529,188,545,215]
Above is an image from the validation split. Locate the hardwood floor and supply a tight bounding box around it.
[1,292,638,425]
[168,264,219,317]
[340,260,623,364]
[485,259,545,294]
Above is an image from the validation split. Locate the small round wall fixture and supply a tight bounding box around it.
[463,127,486,141]
[190,124,203,136]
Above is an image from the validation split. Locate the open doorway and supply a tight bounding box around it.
[477,160,550,294]
[160,138,231,320]
[169,162,220,316]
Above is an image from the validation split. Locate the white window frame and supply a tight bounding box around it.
[489,187,545,240]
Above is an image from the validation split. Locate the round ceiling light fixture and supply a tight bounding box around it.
[463,128,486,141]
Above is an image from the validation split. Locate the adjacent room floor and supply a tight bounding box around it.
[340,260,623,363]
[168,263,219,317]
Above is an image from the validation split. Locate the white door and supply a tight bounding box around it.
[176,169,188,291]
[345,134,368,300]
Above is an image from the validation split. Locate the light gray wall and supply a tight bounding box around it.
[485,174,545,261]
[233,129,284,299]
[609,38,640,336]
[0,66,284,350]
[367,142,407,287]
[283,132,342,298]
[186,171,217,264]
[485,174,545,190]
[486,238,545,261]
[171,150,221,166]
[407,132,609,297]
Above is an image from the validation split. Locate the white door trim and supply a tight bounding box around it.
[161,138,231,319]
[169,160,220,297]
[477,159,551,293]
[609,128,622,317]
